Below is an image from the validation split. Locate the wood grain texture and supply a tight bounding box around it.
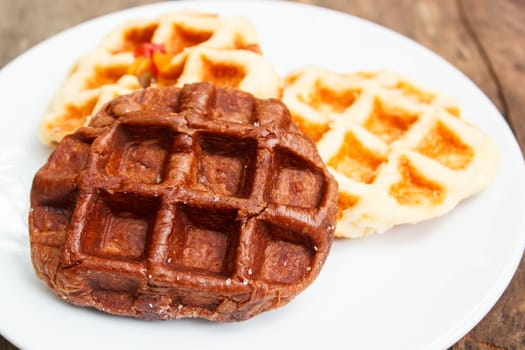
[0,1,523,349]
[460,0,525,149]
[452,1,525,348]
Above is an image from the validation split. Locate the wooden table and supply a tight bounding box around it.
[1,1,523,349]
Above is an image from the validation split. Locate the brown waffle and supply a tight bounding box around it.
[29,82,338,321]
[283,67,499,238]
[40,11,282,145]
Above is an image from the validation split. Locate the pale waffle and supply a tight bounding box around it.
[282,67,499,238]
[40,11,282,145]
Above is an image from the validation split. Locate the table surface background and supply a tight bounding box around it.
[1,0,523,349]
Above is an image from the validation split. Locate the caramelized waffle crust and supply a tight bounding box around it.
[283,67,499,238]
[40,11,282,145]
[29,82,338,321]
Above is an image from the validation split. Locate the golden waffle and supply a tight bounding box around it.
[40,11,282,145]
[282,67,499,238]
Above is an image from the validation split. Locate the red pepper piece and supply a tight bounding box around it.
[133,43,166,58]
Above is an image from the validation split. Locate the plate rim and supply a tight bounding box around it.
[0,1,524,349]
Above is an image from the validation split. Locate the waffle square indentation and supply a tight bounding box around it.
[210,87,255,123]
[80,192,159,261]
[270,149,324,208]
[47,135,93,175]
[255,221,313,284]
[86,64,129,89]
[299,79,360,114]
[195,134,256,197]
[101,124,174,184]
[200,56,247,89]
[415,121,474,170]
[327,131,385,184]
[168,205,239,277]
[167,24,213,54]
[364,99,418,144]
[30,205,74,247]
[389,156,446,206]
[118,23,159,53]
[293,117,330,143]
[337,192,360,220]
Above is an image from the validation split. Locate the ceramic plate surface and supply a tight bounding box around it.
[0,2,524,349]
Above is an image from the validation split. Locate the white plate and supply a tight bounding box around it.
[1,1,524,349]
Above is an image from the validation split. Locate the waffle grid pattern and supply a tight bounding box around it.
[41,11,282,145]
[30,83,337,321]
[283,67,499,238]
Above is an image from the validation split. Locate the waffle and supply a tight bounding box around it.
[40,11,282,145]
[29,82,338,321]
[282,67,499,238]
